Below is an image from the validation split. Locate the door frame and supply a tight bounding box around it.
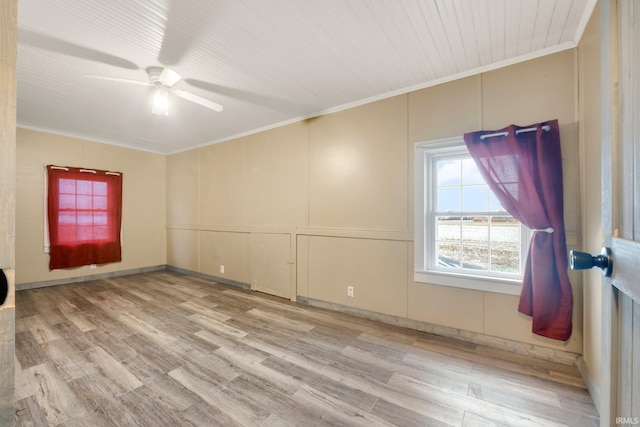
[600,0,640,424]
[600,1,616,423]
[0,0,17,424]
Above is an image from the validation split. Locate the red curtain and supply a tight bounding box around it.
[47,165,123,270]
[463,120,573,341]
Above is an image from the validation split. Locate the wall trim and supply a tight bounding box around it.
[167,224,413,242]
[165,266,251,290]
[167,224,296,234]
[297,295,581,367]
[296,227,412,242]
[577,356,601,414]
[167,223,575,246]
[16,265,166,291]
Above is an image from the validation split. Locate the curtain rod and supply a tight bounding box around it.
[48,165,120,176]
[479,124,551,140]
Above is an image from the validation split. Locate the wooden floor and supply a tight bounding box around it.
[14,270,599,426]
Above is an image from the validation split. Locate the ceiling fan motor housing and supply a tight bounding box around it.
[146,66,181,87]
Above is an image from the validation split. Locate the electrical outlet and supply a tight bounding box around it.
[220,265,225,274]
[347,286,354,298]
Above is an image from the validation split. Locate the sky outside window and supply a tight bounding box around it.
[437,158,505,213]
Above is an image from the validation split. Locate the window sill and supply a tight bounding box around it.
[414,270,521,295]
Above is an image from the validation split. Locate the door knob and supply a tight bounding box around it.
[569,247,613,277]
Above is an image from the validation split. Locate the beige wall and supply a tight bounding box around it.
[309,95,408,231]
[167,50,583,354]
[578,5,603,396]
[408,51,582,352]
[16,128,167,285]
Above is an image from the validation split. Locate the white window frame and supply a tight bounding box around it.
[414,137,529,295]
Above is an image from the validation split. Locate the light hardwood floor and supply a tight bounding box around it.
[14,270,598,426]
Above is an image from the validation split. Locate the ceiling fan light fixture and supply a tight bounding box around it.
[158,68,181,87]
[152,86,169,115]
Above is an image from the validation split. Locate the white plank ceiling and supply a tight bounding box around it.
[17,0,596,154]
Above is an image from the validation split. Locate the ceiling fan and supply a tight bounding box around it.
[86,66,223,115]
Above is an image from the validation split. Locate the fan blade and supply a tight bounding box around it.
[20,29,139,70]
[158,68,182,87]
[185,78,313,114]
[173,89,223,112]
[158,0,218,66]
[85,75,153,87]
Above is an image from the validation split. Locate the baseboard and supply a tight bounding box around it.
[297,295,581,367]
[16,264,251,292]
[577,356,601,414]
[165,266,251,290]
[16,265,167,291]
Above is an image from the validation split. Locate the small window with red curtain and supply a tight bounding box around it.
[46,165,123,270]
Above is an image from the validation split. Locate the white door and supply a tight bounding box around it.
[600,1,640,424]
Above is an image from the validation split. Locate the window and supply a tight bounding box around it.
[57,178,110,243]
[46,165,123,270]
[414,138,529,294]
